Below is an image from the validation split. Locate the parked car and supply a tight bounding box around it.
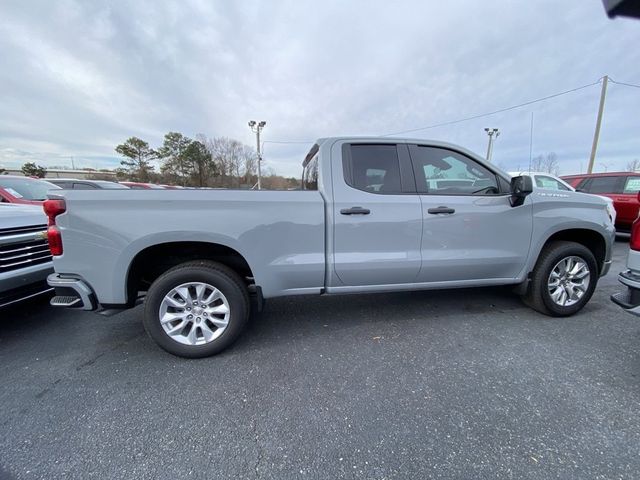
[510,171,616,224]
[45,137,614,357]
[0,203,53,308]
[561,172,640,232]
[119,182,166,189]
[0,175,61,205]
[47,178,130,190]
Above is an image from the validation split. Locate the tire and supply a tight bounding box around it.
[523,241,598,317]
[143,260,250,358]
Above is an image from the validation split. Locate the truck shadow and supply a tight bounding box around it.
[233,286,525,352]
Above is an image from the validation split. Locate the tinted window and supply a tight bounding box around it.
[583,176,623,194]
[302,154,319,190]
[623,177,640,194]
[73,183,98,189]
[410,146,498,195]
[347,144,402,194]
[49,181,72,189]
[99,182,130,189]
[535,175,570,191]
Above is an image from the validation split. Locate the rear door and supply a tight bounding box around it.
[332,143,422,286]
[408,144,532,282]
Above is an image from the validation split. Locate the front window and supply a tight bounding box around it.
[0,177,61,200]
[409,146,499,195]
[623,177,640,194]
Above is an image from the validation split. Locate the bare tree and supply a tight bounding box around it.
[200,136,257,187]
[530,152,559,176]
[627,159,640,172]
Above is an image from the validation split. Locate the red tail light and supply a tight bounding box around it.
[47,226,63,256]
[43,199,66,226]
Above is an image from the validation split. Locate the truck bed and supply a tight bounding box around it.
[51,189,326,304]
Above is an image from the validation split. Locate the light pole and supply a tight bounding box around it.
[484,128,500,163]
[248,120,266,190]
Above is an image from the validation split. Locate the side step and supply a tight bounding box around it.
[50,295,82,307]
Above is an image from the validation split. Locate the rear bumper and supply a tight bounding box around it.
[47,273,98,311]
[611,270,640,316]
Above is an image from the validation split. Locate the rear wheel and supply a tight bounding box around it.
[143,261,250,358]
[523,241,598,316]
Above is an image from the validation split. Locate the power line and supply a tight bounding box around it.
[380,78,603,137]
[259,76,627,145]
[610,78,640,89]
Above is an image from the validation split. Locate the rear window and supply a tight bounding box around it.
[582,176,624,194]
[345,144,402,194]
[302,154,319,191]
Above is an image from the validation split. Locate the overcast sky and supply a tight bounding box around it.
[1,0,639,177]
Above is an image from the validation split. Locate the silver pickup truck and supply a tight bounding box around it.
[45,137,615,357]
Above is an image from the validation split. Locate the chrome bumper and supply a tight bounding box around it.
[47,273,97,311]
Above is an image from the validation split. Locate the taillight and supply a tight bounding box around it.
[43,199,66,226]
[47,226,63,256]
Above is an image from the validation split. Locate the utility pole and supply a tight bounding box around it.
[528,113,534,172]
[484,128,500,162]
[248,120,266,189]
[587,75,608,174]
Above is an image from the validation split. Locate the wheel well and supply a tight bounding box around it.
[126,242,254,305]
[542,229,607,274]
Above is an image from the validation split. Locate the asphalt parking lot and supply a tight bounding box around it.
[1,239,639,480]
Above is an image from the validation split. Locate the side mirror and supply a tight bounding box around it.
[510,175,533,207]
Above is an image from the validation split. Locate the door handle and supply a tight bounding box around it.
[340,206,371,215]
[427,206,455,215]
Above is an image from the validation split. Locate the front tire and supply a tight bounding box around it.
[143,261,250,358]
[523,241,598,317]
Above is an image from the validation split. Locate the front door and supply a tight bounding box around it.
[408,144,533,283]
[332,143,422,286]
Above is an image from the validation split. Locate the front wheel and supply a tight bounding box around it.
[143,261,250,358]
[523,241,598,317]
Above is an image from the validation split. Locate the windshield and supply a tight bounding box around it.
[0,177,61,200]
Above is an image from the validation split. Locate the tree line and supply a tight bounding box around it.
[115,133,299,189]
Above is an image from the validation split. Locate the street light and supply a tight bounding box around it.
[248,120,266,189]
[484,128,500,163]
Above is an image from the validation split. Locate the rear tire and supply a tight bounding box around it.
[143,260,250,358]
[523,241,598,317]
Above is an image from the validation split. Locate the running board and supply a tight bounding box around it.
[50,295,82,307]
